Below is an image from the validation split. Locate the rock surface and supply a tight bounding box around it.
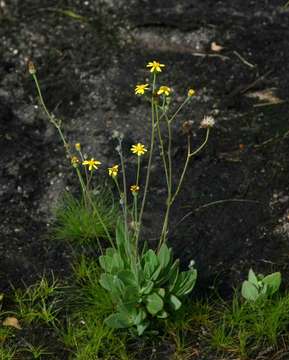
[0,0,289,295]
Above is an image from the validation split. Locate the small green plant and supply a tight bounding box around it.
[241,269,281,302]
[99,221,197,335]
[13,275,62,326]
[0,346,16,360]
[211,285,289,358]
[29,59,213,335]
[21,342,51,359]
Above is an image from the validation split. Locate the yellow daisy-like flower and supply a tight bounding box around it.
[146,61,165,73]
[130,185,140,193]
[82,158,101,171]
[188,88,195,97]
[135,84,149,95]
[108,165,119,177]
[75,143,81,151]
[131,143,147,156]
[157,86,171,96]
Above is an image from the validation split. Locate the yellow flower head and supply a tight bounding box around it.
[82,158,101,171]
[71,156,80,167]
[146,61,165,73]
[131,143,147,156]
[188,88,195,97]
[135,84,149,95]
[108,165,119,177]
[157,86,171,96]
[75,143,81,151]
[130,185,140,194]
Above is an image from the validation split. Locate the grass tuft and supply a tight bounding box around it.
[211,291,289,357]
[53,189,120,246]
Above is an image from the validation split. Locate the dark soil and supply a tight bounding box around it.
[1,0,289,358]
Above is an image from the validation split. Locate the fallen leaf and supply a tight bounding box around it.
[211,41,224,52]
[2,317,22,330]
[245,89,283,104]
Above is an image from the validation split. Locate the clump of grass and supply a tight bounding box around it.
[60,255,130,359]
[53,188,120,246]
[13,275,63,326]
[0,346,16,360]
[20,342,52,359]
[211,291,289,358]
[165,299,213,358]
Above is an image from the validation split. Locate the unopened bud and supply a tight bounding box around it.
[28,61,36,75]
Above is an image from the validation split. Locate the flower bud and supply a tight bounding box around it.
[28,61,36,75]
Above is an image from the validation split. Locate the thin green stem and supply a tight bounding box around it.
[158,113,173,249]
[159,97,190,123]
[118,141,129,241]
[32,72,114,250]
[189,128,210,157]
[136,156,141,186]
[171,128,210,206]
[155,103,169,189]
[136,73,157,246]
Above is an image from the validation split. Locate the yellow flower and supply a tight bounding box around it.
[130,185,140,193]
[188,89,195,97]
[131,143,147,156]
[82,158,101,171]
[108,165,119,177]
[71,156,80,167]
[75,143,81,151]
[146,61,165,73]
[135,84,149,95]
[157,86,171,96]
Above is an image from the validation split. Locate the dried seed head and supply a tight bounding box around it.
[200,115,215,129]
[182,120,194,135]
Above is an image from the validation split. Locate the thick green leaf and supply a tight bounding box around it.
[168,260,180,291]
[115,218,130,260]
[140,281,154,295]
[137,321,150,336]
[150,265,162,282]
[143,250,159,279]
[174,269,197,297]
[262,272,281,296]
[106,247,115,257]
[134,308,147,325]
[99,273,115,292]
[122,285,139,303]
[111,252,124,273]
[170,294,182,311]
[157,310,168,319]
[145,292,164,315]
[157,288,165,298]
[241,280,259,301]
[248,269,259,287]
[99,274,125,300]
[99,254,113,273]
[158,244,172,270]
[117,270,138,287]
[104,312,132,329]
